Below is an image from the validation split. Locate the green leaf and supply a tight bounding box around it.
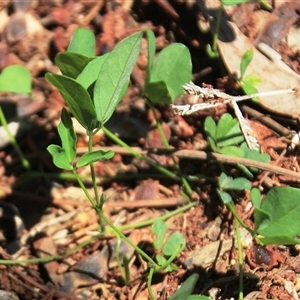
[254,206,271,234]
[237,164,254,179]
[241,74,262,101]
[207,136,218,152]
[256,187,300,238]
[67,28,96,57]
[94,32,142,125]
[76,150,114,168]
[204,116,218,151]
[144,81,170,104]
[237,143,270,177]
[155,254,174,272]
[227,177,251,190]
[152,219,167,249]
[218,146,244,157]
[240,49,253,79]
[240,143,270,172]
[76,54,109,89]
[168,274,199,300]
[217,189,232,204]
[206,43,219,59]
[241,83,259,99]
[242,74,262,87]
[55,53,93,78]
[216,114,244,147]
[0,65,32,94]
[145,29,156,86]
[258,236,300,246]
[222,0,251,6]
[47,145,73,170]
[162,232,185,256]
[58,108,76,163]
[145,43,192,104]
[46,74,98,131]
[250,188,261,208]
[219,173,251,190]
[187,296,213,300]
[204,116,217,139]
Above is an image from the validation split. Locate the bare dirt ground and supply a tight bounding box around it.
[1,1,300,299]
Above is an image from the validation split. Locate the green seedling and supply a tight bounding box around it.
[207,0,271,59]
[47,29,141,131]
[217,172,251,204]
[204,114,270,178]
[207,1,267,96]
[44,25,300,299]
[207,0,252,58]
[152,219,185,273]
[207,116,300,246]
[215,174,300,298]
[0,64,32,169]
[236,48,262,97]
[144,29,192,104]
[45,27,195,300]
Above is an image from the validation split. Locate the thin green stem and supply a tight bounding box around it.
[115,237,125,280]
[211,4,223,54]
[102,126,180,181]
[0,236,97,265]
[123,254,130,284]
[103,202,197,234]
[226,201,255,236]
[0,105,30,170]
[96,206,157,266]
[148,104,169,149]
[148,102,193,197]
[88,136,100,205]
[147,267,156,300]
[72,169,96,208]
[0,203,197,266]
[234,218,244,300]
[155,243,184,273]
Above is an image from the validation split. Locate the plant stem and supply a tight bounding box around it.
[72,170,96,208]
[226,201,255,236]
[88,135,100,205]
[0,105,30,170]
[0,203,198,266]
[0,236,98,265]
[103,202,197,233]
[115,237,125,280]
[102,126,181,181]
[155,243,184,272]
[87,135,105,231]
[234,218,244,300]
[206,2,222,58]
[96,206,157,266]
[147,267,156,300]
[148,102,193,197]
[148,103,169,149]
[74,171,158,265]
[123,254,130,284]
[211,3,222,54]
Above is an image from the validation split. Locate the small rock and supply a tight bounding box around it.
[0,290,19,300]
